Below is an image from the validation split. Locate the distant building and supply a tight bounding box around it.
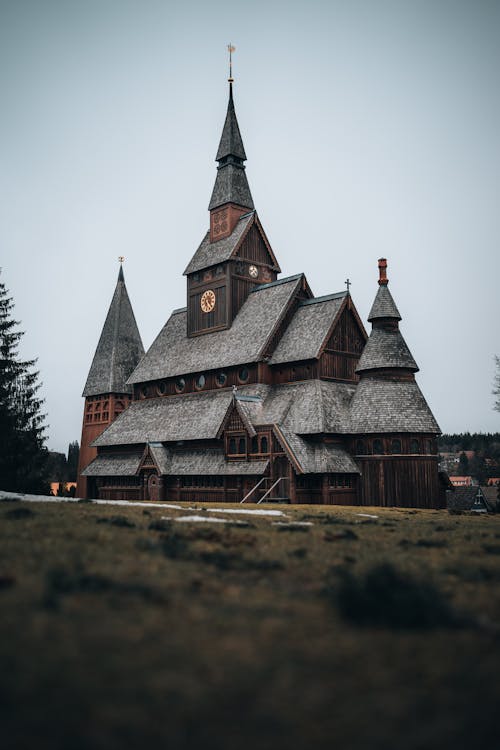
[447,486,491,513]
[449,476,473,487]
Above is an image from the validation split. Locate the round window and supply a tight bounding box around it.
[238,367,249,383]
[196,374,206,390]
[157,381,167,396]
[216,372,227,387]
[175,378,186,393]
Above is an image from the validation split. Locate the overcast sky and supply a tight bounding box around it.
[1,0,499,453]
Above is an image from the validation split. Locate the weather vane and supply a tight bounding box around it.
[118,256,125,264]
[228,43,235,83]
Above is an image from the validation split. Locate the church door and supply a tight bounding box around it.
[147,473,160,502]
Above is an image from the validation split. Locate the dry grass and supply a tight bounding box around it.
[1,496,500,750]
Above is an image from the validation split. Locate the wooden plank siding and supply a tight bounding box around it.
[357,456,442,508]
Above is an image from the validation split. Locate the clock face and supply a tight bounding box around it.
[200,289,216,313]
[248,264,259,278]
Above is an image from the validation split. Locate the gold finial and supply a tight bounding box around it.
[118,256,125,264]
[228,43,235,82]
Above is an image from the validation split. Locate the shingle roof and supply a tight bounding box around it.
[447,486,490,511]
[82,269,144,397]
[208,163,254,212]
[92,388,237,447]
[93,377,356,450]
[356,327,418,373]
[269,293,347,365]
[368,284,401,322]
[82,452,142,476]
[183,212,254,275]
[278,426,360,474]
[349,378,440,434]
[215,85,247,161]
[83,445,268,478]
[253,380,355,435]
[170,449,268,476]
[208,84,254,211]
[127,276,303,384]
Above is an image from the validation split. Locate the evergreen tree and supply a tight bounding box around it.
[494,356,500,412]
[0,270,49,493]
[66,440,80,481]
[457,451,469,476]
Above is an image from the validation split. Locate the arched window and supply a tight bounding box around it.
[260,436,268,454]
[238,367,250,383]
[391,439,402,454]
[356,440,366,455]
[425,439,433,454]
[373,439,384,454]
[410,438,420,454]
[251,436,259,453]
[238,437,246,454]
[229,438,237,454]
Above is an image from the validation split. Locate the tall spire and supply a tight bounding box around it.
[208,48,254,213]
[82,263,145,397]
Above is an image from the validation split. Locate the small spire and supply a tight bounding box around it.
[378,258,388,286]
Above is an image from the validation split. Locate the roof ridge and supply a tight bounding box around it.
[299,291,348,306]
[251,273,303,293]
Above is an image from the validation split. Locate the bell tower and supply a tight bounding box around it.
[184,50,280,337]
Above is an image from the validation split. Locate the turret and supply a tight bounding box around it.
[76,263,144,497]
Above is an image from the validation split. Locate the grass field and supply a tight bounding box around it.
[1,495,500,750]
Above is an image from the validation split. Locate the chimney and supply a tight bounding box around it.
[378,258,388,285]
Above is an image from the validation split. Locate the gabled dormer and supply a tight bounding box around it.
[184,81,281,337]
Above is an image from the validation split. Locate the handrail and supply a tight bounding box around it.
[257,477,283,504]
[240,476,266,504]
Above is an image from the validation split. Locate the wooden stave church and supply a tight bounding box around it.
[77,80,442,508]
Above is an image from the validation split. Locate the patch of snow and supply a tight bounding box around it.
[174,515,233,524]
[202,507,287,517]
[355,513,379,519]
[272,521,313,527]
[93,499,184,509]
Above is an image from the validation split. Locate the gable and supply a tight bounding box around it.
[217,397,257,439]
[235,223,280,270]
[323,305,367,355]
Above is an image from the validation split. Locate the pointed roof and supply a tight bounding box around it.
[216,84,247,161]
[368,284,401,322]
[356,327,418,373]
[82,267,145,397]
[208,83,254,212]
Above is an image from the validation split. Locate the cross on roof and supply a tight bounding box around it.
[345,278,351,293]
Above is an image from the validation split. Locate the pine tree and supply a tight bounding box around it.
[66,440,80,481]
[494,356,500,412]
[0,270,49,493]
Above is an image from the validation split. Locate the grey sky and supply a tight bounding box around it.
[1,0,499,453]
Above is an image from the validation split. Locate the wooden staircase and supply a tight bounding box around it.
[241,477,290,504]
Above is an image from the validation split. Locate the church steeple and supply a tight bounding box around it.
[77,262,145,498]
[82,264,144,397]
[209,75,254,241]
